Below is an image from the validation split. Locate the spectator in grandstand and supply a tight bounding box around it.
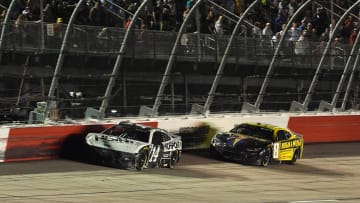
[183,7,196,33]
[252,21,262,38]
[77,0,94,25]
[341,15,354,44]
[127,2,138,13]
[277,0,285,14]
[306,22,318,42]
[51,17,64,48]
[181,6,196,54]
[42,3,56,22]
[21,6,33,21]
[185,0,194,9]
[274,11,286,33]
[222,0,234,13]
[160,1,173,31]
[96,27,112,50]
[125,17,131,29]
[234,0,243,15]
[287,0,296,17]
[152,0,162,30]
[136,23,148,44]
[312,26,329,57]
[167,0,176,17]
[276,22,293,58]
[271,31,280,49]
[262,22,273,39]
[279,5,289,23]
[297,19,307,31]
[259,0,274,22]
[318,27,330,43]
[288,22,301,42]
[89,1,105,26]
[13,13,28,47]
[144,10,156,30]
[294,30,311,63]
[349,28,358,46]
[164,0,177,31]
[56,0,77,24]
[261,22,273,53]
[312,6,329,36]
[204,9,215,34]
[329,37,345,70]
[214,15,224,35]
[0,9,5,21]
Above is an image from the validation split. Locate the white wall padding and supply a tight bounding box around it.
[0,128,10,162]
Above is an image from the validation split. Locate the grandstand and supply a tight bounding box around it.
[0,0,359,123]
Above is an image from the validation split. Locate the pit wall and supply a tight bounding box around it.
[0,113,359,163]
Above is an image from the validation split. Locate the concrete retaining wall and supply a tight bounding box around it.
[0,113,359,162]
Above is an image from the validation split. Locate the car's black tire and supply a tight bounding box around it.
[289,149,300,165]
[168,150,179,169]
[209,145,222,159]
[135,148,148,171]
[260,148,271,167]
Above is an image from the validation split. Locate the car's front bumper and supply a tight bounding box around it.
[217,146,261,163]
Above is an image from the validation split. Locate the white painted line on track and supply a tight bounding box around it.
[290,200,339,203]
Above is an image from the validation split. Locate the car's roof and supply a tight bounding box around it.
[239,122,287,131]
[117,121,155,131]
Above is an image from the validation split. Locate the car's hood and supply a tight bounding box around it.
[86,133,148,153]
[217,132,271,149]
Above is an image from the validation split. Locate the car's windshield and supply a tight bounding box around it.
[103,125,125,136]
[120,130,150,143]
[230,124,274,141]
[103,125,150,143]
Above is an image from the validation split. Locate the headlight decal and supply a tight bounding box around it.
[211,137,222,146]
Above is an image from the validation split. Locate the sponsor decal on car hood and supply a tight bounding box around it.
[224,133,270,149]
[86,133,147,153]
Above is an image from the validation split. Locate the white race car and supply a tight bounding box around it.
[86,121,182,171]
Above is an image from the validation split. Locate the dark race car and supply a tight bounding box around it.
[210,122,304,166]
[86,121,182,171]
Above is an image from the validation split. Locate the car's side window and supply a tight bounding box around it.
[111,126,125,136]
[284,131,291,140]
[152,131,163,145]
[122,130,149,143]
[162,133,171,142]
[152,131,171,145]
[135,131,150,143]
[276,130,289,141]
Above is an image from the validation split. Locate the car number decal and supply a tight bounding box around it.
[148,145,160,163]
[165,142,177,151]
[273,142,279,159]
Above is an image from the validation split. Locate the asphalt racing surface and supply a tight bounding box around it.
[1,142,360,203]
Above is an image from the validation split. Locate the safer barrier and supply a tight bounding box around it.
[0,121,158,163]
[0,113,359,163]
[288,114,360,143]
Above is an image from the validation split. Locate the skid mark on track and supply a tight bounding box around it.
[144,164,251,180]
[267,162,353,177]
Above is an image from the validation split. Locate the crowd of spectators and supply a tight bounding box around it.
[258,0,358,59]
[0,0,359,52]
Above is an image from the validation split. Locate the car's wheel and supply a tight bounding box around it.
[168,150,179,169]
[260,148,271,167]
[135,148,148,171]
[289,149,300,165]
[209,145,222,159]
